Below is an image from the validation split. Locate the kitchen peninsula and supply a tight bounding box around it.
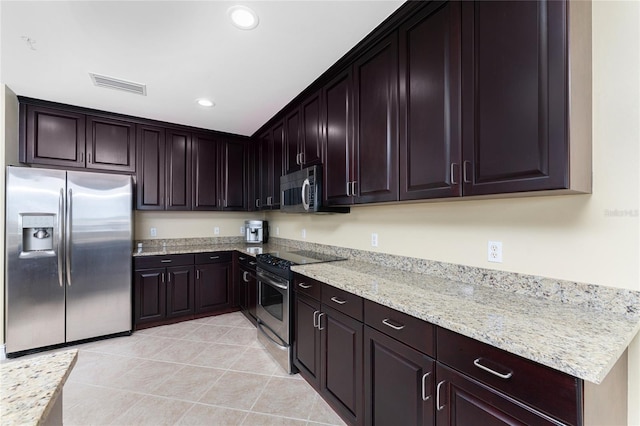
[1,349,77,426]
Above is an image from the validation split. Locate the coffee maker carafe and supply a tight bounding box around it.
[245,220,268,244]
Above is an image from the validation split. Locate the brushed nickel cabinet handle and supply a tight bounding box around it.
[196,269,200,280]
[346,181,351,197]
[161,259,172,263]
[298,282,312,289]
[330,296,347,305]
[463,161,471,184]
[351,181,357,196]
[313,310,320,328]
[317,312,325,330]
[473,358,513,379]
[450,163,458,185]
[382,318,405,331]
[436,380,446,411]
[422,372,432,401]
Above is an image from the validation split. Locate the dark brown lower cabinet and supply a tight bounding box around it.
[293,293,321,388]
[165,266,195,318]
[237,264,257,323]
[435,364,563,426]
[134,268,166,325]
[364,326,435,426]
[320,305,364,426]
[195,262,231,315]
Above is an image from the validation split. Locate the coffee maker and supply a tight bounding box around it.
[245,220,268,244]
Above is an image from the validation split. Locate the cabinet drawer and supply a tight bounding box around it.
[364,300,435,357]
[195,251,232,264]
[293,274,322,301]
[236,253,257,269]
[322,284,363,321]
[437,328,582,425]
[134,254,194,269]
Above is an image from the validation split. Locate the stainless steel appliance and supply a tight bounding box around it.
[256,250,346,373]
[5,166,133,355]
[280,165,350,214]
[245,220,268,244]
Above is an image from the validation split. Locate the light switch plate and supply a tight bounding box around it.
[150,227,157,237]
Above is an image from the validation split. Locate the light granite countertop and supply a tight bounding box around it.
[291,260,640,385]
[1,349,78,426]
[132,242,292,257]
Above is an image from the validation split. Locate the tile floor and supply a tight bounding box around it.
[60,311,346,425]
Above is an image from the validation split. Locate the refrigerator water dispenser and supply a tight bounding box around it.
[22,214,54,251]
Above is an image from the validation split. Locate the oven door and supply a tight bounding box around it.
[256,267,290,345]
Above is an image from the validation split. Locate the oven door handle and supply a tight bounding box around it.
[257,270,289,290]
[257,320,288,350]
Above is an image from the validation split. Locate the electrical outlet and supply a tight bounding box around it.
[371,233,379,247]
[150,227,157,237]
[214,227,220,235]
[302,228,306,239]
[240,226,245,235]
[276,226,280,236]
[488,241,503,263]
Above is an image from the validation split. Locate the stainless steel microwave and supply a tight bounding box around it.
[280,165,349,214]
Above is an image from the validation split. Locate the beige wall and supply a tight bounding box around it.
[134,211,264,241]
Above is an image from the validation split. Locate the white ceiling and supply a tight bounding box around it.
[0,1,405,137]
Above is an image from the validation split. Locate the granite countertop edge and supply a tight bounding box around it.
[291,261,640,385]
[1,349,78,426]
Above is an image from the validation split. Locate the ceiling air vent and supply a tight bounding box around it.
[89,73,147,96]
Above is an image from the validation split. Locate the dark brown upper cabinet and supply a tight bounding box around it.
[352,32,399,204]
[459,0,587,196]
[220,138,247,211]
[165,129,192,210]
[323,69,354,206]
[86,116,136,173]
[191,133,220,210]
[136,124,166,210]
[258,122,284,210]
[20,101,137,173]
[399,1,462,201]
[285,90,323,174]
[21,104,86,169]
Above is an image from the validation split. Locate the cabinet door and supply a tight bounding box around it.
[293,293,321,389]
[86,116,136,173]
[166,265,195,318]
[301,90,323,168]
[192,133,220,210]
[136,125,166,210]
[323,70,354,206]
[258,131,271,210]
[321,305,364,426]
[222,139,247,211]
[195,262,231,314]
[24,105,86,168]
[461,0,568,196]
[285,109,301,174]
[435,364,561,426]
[271,122,284,208]
[364,326,434,426]
[134,268,166,325]
[166,129,192,210]
[353,33,399,204]
[399,1,462,201]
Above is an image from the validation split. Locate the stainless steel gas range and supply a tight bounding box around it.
[255,250,346,373]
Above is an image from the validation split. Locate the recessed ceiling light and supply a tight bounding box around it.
[228,6,259,30]
[196,98,215,107]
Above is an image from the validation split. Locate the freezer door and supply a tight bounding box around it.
[66,171,133,341]
[5,167,67,353]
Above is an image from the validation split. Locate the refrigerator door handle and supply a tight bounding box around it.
[58,188,65,287]
[66,188,72,287]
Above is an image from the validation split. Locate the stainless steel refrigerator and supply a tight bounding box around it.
[5,166,133,354]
